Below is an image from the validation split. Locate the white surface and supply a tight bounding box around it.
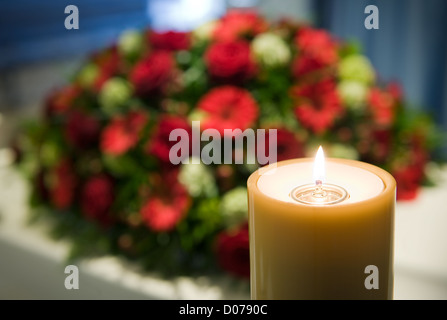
[393,164,447,299]
[1,152,447,299]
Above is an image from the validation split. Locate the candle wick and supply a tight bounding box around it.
[313,180,326,198]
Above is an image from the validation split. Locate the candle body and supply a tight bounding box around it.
[247,158,396,300]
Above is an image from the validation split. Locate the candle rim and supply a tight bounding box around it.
[248,158,396,209]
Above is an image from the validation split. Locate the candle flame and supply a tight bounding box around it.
[313,146,325,185]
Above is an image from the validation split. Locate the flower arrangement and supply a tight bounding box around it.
[14,10,442,280]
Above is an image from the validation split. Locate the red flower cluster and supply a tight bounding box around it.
[291,78,343,134]
[198,86,259,136]
[146,115,191,163]
[101,110,148,156]
[140,169,190,232]
[130,51,174,96]
[149,31,190,51]
[213,10,268,42]
[292,28,338,77]
[80,174,115,226]
[393,135,429,201]
[394,165,424,201]
[205,41,256,82]
[215,223,250,279]
[368,87,398,127]
[360,128,393,164]
[44,84,81,118]
[49,159,77,210]
[64,110,101,149]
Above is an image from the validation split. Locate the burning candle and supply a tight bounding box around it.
[247,146,396,300]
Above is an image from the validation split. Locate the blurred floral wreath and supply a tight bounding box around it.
[13,10,444,280]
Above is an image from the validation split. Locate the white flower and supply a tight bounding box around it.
[338,54,375,84]
[192,20,217,42]
[251,33,291,68]
[178,157,218,198]
[77,63,99,89]
[118,29,144,57]
[337,80,369,109]
[99,77,133,114]
[220,187,248,228]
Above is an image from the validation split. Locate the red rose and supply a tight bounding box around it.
[140,169,190,232]
[257,128,305,164]
[49,159,77,210]
[292,28,338,78]
[65,110,101,149]
[101,110,148,156]
[362,128,393,164]
[205,41,256,81]
[292,55,327,78]
[295,27,338,66]
[130,51,174,97]
[80,174,115,226]
[197,86,259,136]
[291,78,343,134]
[44,84,81,118]
[213,9,268,42]
[139,191,189,232]
[215,223,250,279]
[393,166,421,201]
[392,135,429,201]
[149,31,190,51]
[146,115,191,163]
[368,87,397,127]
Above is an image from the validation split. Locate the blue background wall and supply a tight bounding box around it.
[0,0,149,69]
[316,0,447,143]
